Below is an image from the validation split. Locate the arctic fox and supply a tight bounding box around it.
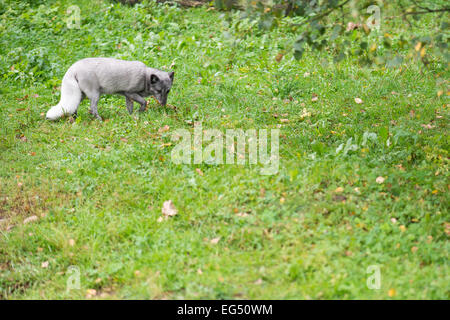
[46,58,174,120]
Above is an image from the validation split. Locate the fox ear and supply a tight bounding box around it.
[150,74,159,84]
[169,71,174,82]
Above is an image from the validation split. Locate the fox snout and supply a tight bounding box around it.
[154,94,168,106]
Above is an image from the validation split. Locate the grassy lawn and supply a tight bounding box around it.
[0,0,448,299]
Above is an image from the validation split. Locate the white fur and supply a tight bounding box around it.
[46,68,82,120]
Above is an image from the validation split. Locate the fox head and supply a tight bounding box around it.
[146,69,174,106]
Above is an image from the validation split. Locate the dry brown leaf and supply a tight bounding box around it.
[23,215,38,224]
[86,289,97,298]
[162,200,177,217]
[421,123,435,129]
[335,187,344,193]
[158,125,170,133]
[210,237,220,244]
[376,176,385,184]
[275,52,284,63]
[236,212,249,218]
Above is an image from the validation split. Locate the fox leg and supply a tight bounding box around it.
[88,94,102,121]
[125,93,147,112]
[125,96,134,114]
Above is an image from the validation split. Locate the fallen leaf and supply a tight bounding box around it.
[346,22,361,31]
[376,176,385,184]
[158,125,170,133]
[23,215,38,224]
[354,97,363,104]
[411,246,418,253]
[335,187,344,193]
[421,123,435,129]
[86,289,97,298]
[236,212,249,218]
[388,288,396,297]
[195,168,204,176]
[69,239,75,247]
[210,237,220,244]
[444,223,450,236]
[399,225,406,232]
[275,52,284,62]
[162,200,177,217]
[41,261,49,268]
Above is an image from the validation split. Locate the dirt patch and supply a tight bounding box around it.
[0,180,75,231]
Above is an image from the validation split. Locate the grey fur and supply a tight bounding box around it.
[46,58,174,120]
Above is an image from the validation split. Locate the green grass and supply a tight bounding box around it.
[0,0,449,299]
